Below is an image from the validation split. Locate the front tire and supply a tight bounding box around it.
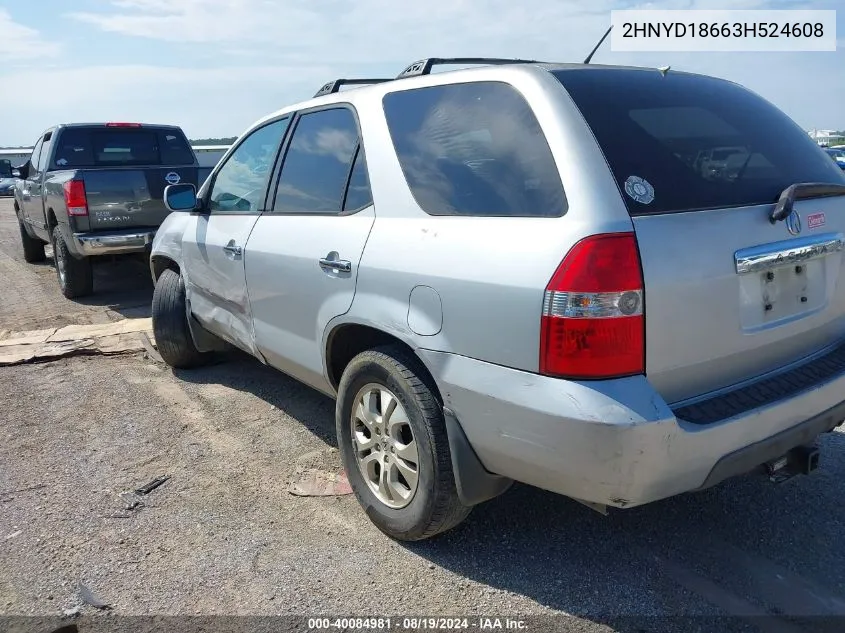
[18,220,46,263]
[52,226,93,299]
[152,268,208,369]
[337,346,471,541]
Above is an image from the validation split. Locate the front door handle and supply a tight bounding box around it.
[223,242,242,257]
[319,257,351,273]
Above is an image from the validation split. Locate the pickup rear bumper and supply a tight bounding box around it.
[71,229,156,257]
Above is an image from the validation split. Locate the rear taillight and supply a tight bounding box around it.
[540,232,645,380]
[63,180,88,216]
[106,122,141,127]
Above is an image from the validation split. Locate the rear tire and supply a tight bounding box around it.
[52,226,93,299]
[337,346,471,541]
[18,220,46,263]
[152,268,208,369]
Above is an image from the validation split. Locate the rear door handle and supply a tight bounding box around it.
[223,243,242,257]
[319,257,351,273]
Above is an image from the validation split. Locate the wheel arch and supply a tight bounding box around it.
[150,254,180,282]
[324,318,512,507]
[324,320,439,397]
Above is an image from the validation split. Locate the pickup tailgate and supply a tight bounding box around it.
[51,124,200,231]
[554,68,845,404]
[83,166,200,230]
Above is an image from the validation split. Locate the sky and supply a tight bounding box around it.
[0,0,842,146]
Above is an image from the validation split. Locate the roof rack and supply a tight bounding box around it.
[313,78,393,98]
[396,57,542,79]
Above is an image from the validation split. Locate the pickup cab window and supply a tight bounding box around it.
[36,132,53,173]
[28,137,44,173]
[52,127,195,168]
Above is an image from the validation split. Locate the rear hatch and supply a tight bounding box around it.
[52,125,200,230]
[554,68,845,404]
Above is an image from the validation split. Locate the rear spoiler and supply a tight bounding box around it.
[771,182,845,223]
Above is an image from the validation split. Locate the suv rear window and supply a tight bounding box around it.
[53,127,195,168]
[383,81,567,217]
[553,69,845,216]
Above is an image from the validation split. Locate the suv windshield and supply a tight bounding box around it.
[53,127,195,168]
[553,69,845,216]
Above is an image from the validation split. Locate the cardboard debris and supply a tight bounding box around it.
[48,318,152,341]
[0,319,153,366]
[139,331,164,363]
[0,328,57,347]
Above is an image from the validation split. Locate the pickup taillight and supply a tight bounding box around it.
[63,180,88,216]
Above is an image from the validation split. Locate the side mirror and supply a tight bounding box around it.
[11,169,20,178]
[15,162,29,180]
[164,183,198,212]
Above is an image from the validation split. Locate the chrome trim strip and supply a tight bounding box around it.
[735,233,844,275]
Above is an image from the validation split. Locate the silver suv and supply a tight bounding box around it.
[150,59,845,541]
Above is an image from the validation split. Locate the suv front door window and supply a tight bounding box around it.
[180,117,291,353]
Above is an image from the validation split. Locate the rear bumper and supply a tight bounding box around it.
[419,349,845,508]
[71,229,156,257]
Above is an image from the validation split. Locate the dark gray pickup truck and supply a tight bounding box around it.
[14,122,205,298]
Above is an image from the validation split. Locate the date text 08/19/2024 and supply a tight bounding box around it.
[307,617,529,630]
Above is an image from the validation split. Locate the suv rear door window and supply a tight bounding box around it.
[272,107,361,214]
[382,81,567,217]
[342,147,373,212]
[553,68,845,216]
[53,128,194,168]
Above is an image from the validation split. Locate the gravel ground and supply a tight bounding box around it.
[0,199,153,335]
[2,199,845,633]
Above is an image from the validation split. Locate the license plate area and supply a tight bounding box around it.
[758,260,824,322]
[735,234,844,331]
[738,262,825,330]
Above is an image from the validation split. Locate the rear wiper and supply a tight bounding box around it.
[771,182,845,223]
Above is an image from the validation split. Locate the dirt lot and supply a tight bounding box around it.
[2,197,845,632]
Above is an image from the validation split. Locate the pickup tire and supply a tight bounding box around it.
[336,346,471,541]
[152,269,208,369]
[18,220,46,263]
[52,226,93,299]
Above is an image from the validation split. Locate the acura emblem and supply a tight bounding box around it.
[785,210,802,236]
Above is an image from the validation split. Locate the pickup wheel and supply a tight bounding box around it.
[52,226,93,299]
[18,220,46,263]
[336,346,471,541]
[152,269,208,369]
